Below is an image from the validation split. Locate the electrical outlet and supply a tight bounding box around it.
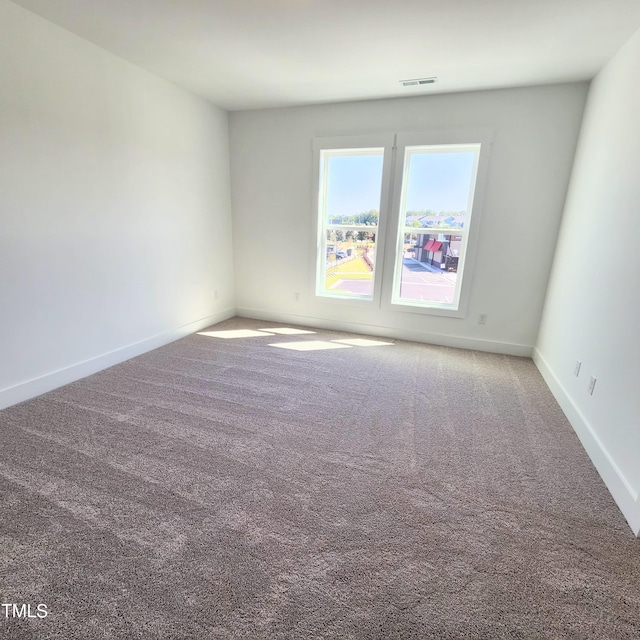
[574,360,581,377]
[478,313,487,325]
[588,376,597,395]
[294,292,301,302]
[214,289,219,300]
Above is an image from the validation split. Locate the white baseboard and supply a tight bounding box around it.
[533,348,640,536]
[236,307,534,357]
[0,307,235,411]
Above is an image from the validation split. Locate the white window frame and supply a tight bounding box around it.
[312,129,492,317]
[311,134,395,307]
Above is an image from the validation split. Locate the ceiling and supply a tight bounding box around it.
[10,0,640,111]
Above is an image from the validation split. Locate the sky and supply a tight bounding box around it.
[404,150,476,213]
[326,154,383,218]
[325,149,476,218]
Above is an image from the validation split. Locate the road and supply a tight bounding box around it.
[330,259,457,303]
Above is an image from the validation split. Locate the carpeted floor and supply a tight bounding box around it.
[1,317,638,639]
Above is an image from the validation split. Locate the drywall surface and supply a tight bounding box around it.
[0,1,234,407]
[535,28,640,535]
[229,83,587,354]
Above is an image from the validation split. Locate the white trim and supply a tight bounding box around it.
[310,128,493,318]
[381,129,493,318]
[0,308,235,411]
[533,348,640,536]
[236,306,533,356]
[311,133,395,306]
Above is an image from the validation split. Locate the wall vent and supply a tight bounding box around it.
[400,77,438,87]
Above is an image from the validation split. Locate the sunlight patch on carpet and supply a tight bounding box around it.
[198,329,274,339]
[259,328,316,335]
[269,341,352,351]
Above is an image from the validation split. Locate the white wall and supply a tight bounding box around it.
[535,29,640,535]
[229,84,587,355]
[0,0,235,409]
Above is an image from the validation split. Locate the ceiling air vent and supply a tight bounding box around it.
[400,77,438,87]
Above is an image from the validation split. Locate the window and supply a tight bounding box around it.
[390,143,481,311]
[313,135,393,301]
[313,131,489,316]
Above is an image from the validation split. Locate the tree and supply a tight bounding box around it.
[362,210,379,225]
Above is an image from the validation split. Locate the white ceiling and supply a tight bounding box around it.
[10,0,640,111]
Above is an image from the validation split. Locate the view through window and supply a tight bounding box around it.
[316,148,384,299]
[392,144,480,309]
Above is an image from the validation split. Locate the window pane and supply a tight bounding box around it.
[399,232,460,304]
[317,150,383,299]
[394,146,479,308]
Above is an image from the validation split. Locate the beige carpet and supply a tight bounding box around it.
[0,317,638,639]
